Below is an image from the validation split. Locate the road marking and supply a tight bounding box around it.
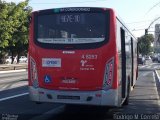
[0,69,27,74]
[0,92,29,102]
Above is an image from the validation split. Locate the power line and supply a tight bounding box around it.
[132,27,154,31]
[126,20,152,24]
[132,28,145,31]
[30,0,106,5]
[145,1,160,16]
[147,16,160,30]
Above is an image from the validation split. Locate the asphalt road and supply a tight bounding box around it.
[0,63,160,120]
[50,69,160,120]
[0,70,28,91]
[0,64,27,71]
[0,70,63,120]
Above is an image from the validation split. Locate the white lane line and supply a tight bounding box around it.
[0,77,27,83]
[0,69,27,74]
[0,92,29,102]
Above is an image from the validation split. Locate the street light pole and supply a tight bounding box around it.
[145,16,160,35]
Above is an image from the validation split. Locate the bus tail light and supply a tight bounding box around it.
[103,58,114,90]
[30,57,39,88]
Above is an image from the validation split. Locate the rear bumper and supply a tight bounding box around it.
[29,86,119,106]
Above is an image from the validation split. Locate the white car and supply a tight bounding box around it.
[19,56,28,63]
[145,56,151,60]
[5,56,12,64]
[5,56,17,64]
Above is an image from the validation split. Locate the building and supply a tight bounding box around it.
[154,24,160,52]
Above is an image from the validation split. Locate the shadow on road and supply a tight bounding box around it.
[52,105,112,120]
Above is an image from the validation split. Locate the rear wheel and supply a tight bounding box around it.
[123,80,130,105]
[36,102,42,104]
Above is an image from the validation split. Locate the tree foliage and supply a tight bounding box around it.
[138,34,154,55]
[0,0,32,63]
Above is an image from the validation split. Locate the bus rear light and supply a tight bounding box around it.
[30,57,39,88]
[103,58,114,90]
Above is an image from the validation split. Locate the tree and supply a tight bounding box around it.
[0,1,12,63]
[0,0,32,64]
[8,0,32,63]
[0,1,12,48]
[138,34,154,55]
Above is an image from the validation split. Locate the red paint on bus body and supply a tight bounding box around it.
[28,9,121,91]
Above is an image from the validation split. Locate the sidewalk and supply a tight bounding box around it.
[110,71,160,115]
[0,63,28,71]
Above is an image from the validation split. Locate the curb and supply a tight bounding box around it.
[154,70,160,99]
[155,70,160,83]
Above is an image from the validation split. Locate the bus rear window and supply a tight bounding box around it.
[35,10,110,49]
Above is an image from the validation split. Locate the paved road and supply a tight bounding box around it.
[49,70,160,120]
[0,70,28,91]
[0,71,63,120]
[0,64,160,120]
[0,63,27,71]
[139,62,160,70]
[113,71,160,113]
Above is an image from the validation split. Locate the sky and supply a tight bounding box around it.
[4,0,160,38]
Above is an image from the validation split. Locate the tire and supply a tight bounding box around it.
[123,80,130,106]
[36,102,42,104]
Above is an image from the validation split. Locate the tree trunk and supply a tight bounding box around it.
[11,51,14,64]
[17,53,20,64]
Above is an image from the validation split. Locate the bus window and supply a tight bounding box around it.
[34,11,110,49]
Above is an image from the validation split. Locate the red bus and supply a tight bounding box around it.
[28,7,138,107]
